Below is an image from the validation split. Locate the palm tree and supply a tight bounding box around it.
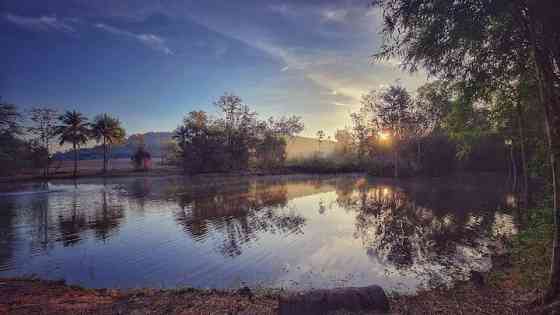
[56,110,90,177]
[173,125,189,151]
[91,114,126,173]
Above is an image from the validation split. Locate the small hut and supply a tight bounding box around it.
[131,147,152,171]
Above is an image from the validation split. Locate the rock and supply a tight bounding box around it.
[237,286,253,298]
[470,271,485,287]
[278,285,389,315]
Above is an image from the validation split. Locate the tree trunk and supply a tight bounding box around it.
[510,143,518,191]
[517,103,530,209]
[45,138,50,178]
[103,137,107,173]
[77,144,80,176]
[73,142,78,177]
[543,98,560,303]
[531,37,560,302]
[394,144,399,178]
[108,144,111,171]
[522,8,560,300]
[417,139,421,168]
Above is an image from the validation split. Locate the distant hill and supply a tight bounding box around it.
[285,136,336,159]
[54,132,174,160]
[54,132,335,160]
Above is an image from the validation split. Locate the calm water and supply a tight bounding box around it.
[0,174,517,293]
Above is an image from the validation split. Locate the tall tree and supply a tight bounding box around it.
[0,102,26,176]
[214,93,245,170]
[350,111,371,163]
[415,81,453,134]
[28,107,59,177]
[0,101,21,135]
[371,86,415,177]
[174,111,215,173]
[91,114,125,173]
[56,110,90,177]
[371,0,560,300]
[334,129,354,157]
[268,115,304,138]
[316,130,325,152]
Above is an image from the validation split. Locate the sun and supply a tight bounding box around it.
[378,131,391,141]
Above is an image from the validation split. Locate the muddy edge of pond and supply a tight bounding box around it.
[0,168,360,184]
[0,267,537,315]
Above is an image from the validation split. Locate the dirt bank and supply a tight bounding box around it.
[0,277,540,315]
[0,278,278,315]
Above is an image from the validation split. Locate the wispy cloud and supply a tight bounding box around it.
[321,9,348,23]
[3,13,76,33]
[95,23,173,55]
[268,4,293,16]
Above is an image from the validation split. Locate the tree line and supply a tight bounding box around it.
[0,103,125,177]
[0,93,304,177]
[329,81,538,182]
[171,93,304,173]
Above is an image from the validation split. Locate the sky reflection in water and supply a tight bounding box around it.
[0,174,516,293]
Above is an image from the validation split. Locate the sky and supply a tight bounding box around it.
[1,0,428,137]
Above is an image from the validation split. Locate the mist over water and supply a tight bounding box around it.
[0,174,516,293]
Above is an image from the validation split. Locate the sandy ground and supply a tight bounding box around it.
[0,277,541,315]
[0,279,278,315]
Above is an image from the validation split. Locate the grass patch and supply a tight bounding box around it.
[489,207,553,291]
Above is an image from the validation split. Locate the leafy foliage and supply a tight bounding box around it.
[91,113,126,172]
[173,93,304,174]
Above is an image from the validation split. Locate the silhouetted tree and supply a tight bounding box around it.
[28,107,59,177]
[316,130,325,153]
[370,86,416,177]
[91,113,126,173]
[173,95,304,173]
[0,101,21,135]
[56,110,90,177]
[371,0,560,300]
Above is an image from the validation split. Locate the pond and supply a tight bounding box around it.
[0,174,518,293]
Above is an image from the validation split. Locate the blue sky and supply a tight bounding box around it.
[1,0,427,137]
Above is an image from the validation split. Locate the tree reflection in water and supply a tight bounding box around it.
[172,178,306,257]
[56,192,87,246]
[337,178,516,289]
[88,188,125,241]
[0,175,518,291]
[56,184,125,245]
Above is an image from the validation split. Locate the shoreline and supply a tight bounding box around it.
[0,166,352,183]
[0,166,371,184]
[0,165,508,185]
[1,211,548,314]
[0,169,548,313]
[0,274,534,314]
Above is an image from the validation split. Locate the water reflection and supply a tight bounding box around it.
[173,179,306,257]
[0,174,517,292]
[343,183,502,287]
[56,193,86,246]
[54,186,125,246]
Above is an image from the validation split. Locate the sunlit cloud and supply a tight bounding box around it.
[3,13,76,33]
[95,23,173,55]
[2,1,430,136]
